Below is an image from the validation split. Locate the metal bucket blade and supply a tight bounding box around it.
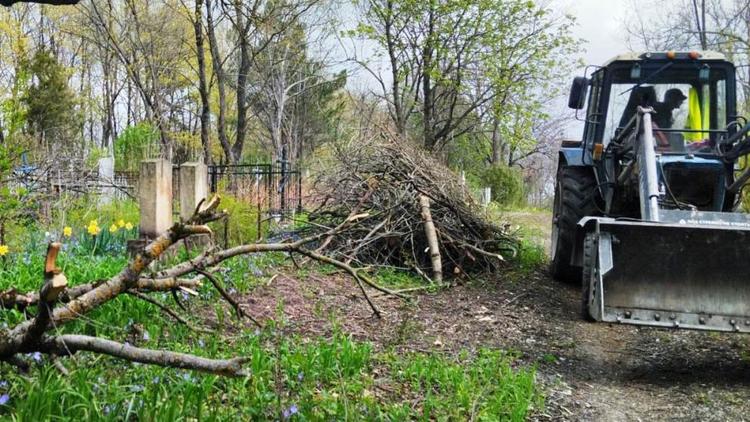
[587,218,750,332]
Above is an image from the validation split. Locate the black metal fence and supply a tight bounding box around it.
[207,162,303,218]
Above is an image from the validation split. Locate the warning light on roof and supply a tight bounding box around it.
[688,51,701,60]
[666,51,676,60]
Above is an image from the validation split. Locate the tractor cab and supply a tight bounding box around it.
[567,51,738,215]
[571,51,737,157]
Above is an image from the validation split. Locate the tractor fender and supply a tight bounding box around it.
[558,143,584,167]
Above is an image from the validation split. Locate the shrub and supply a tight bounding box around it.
[480,165,526,207]
[114,123,159,172]
[209,193,262,246]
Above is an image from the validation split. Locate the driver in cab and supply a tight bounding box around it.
[653,88,687,129]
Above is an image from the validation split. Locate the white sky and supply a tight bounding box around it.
[551,0,635,138]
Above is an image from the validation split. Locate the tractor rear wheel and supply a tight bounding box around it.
[550,165,599,283]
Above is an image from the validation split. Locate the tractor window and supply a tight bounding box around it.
[602,66,728,154]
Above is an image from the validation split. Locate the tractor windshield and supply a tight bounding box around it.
[603,65,728,154]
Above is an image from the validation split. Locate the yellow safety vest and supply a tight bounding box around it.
[686,87,709,141]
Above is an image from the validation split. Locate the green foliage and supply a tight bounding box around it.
[60,198,140,231]
[480,165,526,206]
[511,238,547,275]
[22,48,81,142]
[374,267,427,290]
[209,193,262,247]
[114,123,160,172]
[384,349,540,420]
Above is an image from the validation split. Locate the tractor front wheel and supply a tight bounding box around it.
[550,165,599,283]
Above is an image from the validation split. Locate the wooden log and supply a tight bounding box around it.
[418,195,442,283]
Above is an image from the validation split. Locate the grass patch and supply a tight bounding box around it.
[381,349,541,420]
[511,238,547,275]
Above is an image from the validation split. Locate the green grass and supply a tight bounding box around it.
[511,238,547,275]
[0,220,541,420]
[381,349,541,420]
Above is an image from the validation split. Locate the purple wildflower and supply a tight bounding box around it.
[0,381,7,389]
[297,372,304,382]
[31,352,42,362]
[0,394,9,405]
[283,404,299,419]
[142,331,150,341]
[198,339,205,348]
[103,404,114,415]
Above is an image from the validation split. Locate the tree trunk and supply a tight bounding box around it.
[418,194,442,282]
[194,0,211,165]
[422,5,436,150]
[490,115,500,164]
[232,0,251,164]
[205,0,231,164]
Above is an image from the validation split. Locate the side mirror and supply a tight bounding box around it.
[568,76,589,110]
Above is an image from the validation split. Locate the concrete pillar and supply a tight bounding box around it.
[179,162,208,221]
[139,159,173,239]
[481,187,492,207]
[98,155,115,205]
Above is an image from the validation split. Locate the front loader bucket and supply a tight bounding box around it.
[582,211,750,332]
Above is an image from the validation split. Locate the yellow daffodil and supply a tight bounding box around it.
[117,219,125,228]
[109,224,118,233]
[89,219,98,227]
[0,245,8,256]
[63,226,73,237]
[87,222,101,236]
[125,222,134,231]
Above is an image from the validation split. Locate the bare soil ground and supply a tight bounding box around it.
[237,211,750,421]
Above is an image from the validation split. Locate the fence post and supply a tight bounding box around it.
[279,147,288,219]
[297,168,303,213]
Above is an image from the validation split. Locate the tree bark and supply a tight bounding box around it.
[421,5,435,150]
[418,194,442,282]
[232,0,251,164]
[194,0,211,164]
[205,0,231,164]
[490,115,501,165]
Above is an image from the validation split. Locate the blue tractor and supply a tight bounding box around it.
[551,51,750,332]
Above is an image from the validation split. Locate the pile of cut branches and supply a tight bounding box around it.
[308,134,517,282]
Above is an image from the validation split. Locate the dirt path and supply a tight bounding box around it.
[502,210,750,421]
[239,210,750,420]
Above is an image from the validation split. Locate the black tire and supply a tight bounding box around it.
[580,233,596,321]
[550,165,599,283]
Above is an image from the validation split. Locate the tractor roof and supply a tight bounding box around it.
[603,51,728,66]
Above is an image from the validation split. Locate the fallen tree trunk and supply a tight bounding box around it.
[418,195,442,283]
